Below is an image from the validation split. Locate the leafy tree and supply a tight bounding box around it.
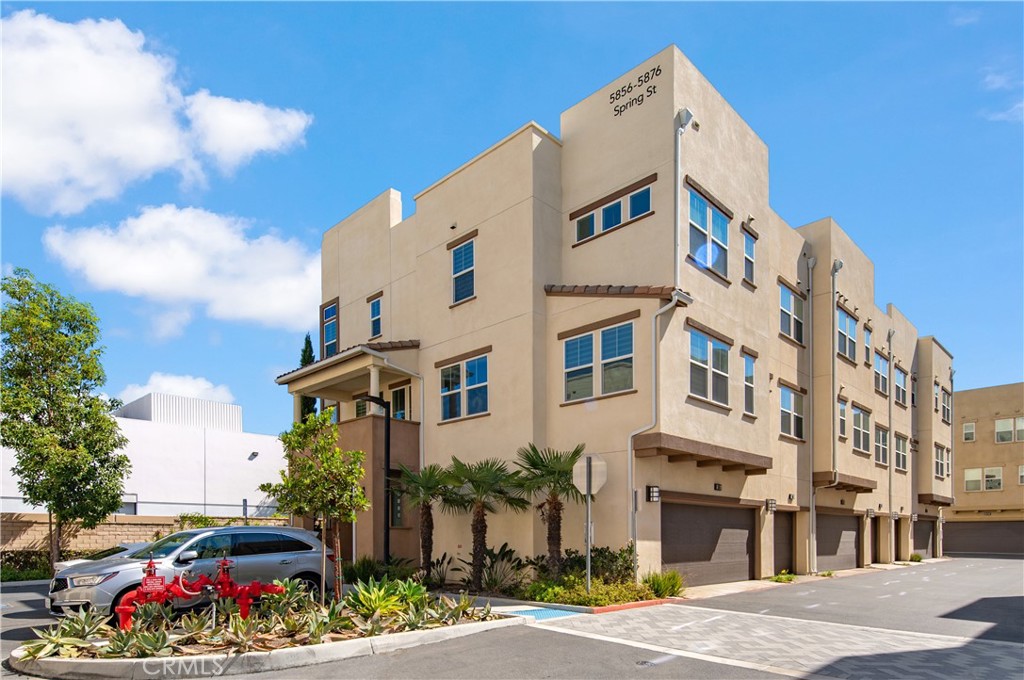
[259,407,370,597]
[0,268,130,568]
[299,333,317,419]
[393,464,453,569]
[516,443,586,574]
[445,457,529,592]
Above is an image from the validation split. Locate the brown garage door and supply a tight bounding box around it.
[944,521,1024,555]
[913,520,935,558]
[774,512,794,575]
[817,514,859,571]
[662,504,754,586]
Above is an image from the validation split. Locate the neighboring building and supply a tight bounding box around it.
[946,383,1024,555]
[2,393,284,518]
[276,45,953,584]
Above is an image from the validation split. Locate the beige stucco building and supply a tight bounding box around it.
[945,383,1024,555]
[277,46,953,584]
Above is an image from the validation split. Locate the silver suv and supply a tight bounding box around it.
[47,526,334,616]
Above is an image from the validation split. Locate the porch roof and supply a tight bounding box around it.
[275,340,419,401]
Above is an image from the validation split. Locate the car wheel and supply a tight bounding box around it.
[298,575,321,602]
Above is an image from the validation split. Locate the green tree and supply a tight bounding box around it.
[0,268,130,569]
[446,457,529,592]
[394,464,452,569]
[259,407,370,598]
[299,333,317,419]
[516,443,586,574]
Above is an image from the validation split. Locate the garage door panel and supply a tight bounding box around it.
[913,520,935,557]
[662,504,754,586]
[817,514,859,572]
[944,521,1024,555]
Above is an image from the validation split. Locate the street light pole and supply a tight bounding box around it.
[358,394,391,565]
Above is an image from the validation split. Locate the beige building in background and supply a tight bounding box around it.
[945,383,1024,555]
[277,45,953,584]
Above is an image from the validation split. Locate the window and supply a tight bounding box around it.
[874,353,889,394]
[779,285,804,343]
[575,187,652,243]
[369,298,381,338]
[839,400,847,437]
[440,355,488,421]
[743,232,755,283]
[995,418,1013,443]
[780,386,804,439]
[743,354,755,415]
[895,435,908,471]
[322,302,338,358]
[934,445,945,477]
[233,533,282,556]
[874,426,889,465]
[189,534,232,560]
[837,309,856,361]
[965,467,982,492]
[600,323,634,394]
[963,422,975,442]
[355,397,368,418]
[946,448,952,478]
[984,467,1002,491]
[853,406,870,452]
[1018,417,1024,441]
[934,383,940,411]
[690,329,729,405]
[689,192,728,277]
[452,240,475,304]
[1018,464,1024,485]
[117,501,137,515]
[564,334,594,401]
[864,328,872,363]
[941,389,951,423]
[895,369,908,405]
[912,378,917,407]
[390,385,408,420]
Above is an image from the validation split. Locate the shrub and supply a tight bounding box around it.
[643,570,684,597]
[342,556,416,584]
[454,543,526,595]
[819,570,834,578]
[1,565,52,581]
[526,575,653,607]
[423,553,453,588]
[560,544,635,584]
[909,553,923,562]
[769,569,796,583]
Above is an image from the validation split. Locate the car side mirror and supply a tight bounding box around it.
[177,550,199,563]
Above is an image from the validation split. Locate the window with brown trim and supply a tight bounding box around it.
[321,299,339,358]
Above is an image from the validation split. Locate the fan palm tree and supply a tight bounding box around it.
[393,463,451,569]
[516,443,586,574]
[446,457,530,591]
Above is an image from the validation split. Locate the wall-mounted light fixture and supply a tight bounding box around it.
[891,511,899,520]
[788,493,795,503]
[912,513,918,522]
[713,483,722,492]
[867,509,875,518]
[248,451,259,461]
[840,498,845,505]
[765,498,777,513]
[878,503,883,510]
[646,485,661,503]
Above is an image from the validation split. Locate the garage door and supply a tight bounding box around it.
[774,512,794,575]
[944,521,1024,555]
[913,520,935,558]
[817,514,859,572]
[662,504,754,586]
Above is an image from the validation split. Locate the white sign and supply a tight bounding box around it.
[572,454,607,495]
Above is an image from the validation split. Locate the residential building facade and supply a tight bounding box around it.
[946,383,1024,555]
[277,46,953,584]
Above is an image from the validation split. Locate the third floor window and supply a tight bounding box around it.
[451,239,475,304]
[874,352,889,394]
[837,308,856,361]
[779,285,804,344]
[689,192,728,277]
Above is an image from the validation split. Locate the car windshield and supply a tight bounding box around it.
[128,532,201,558]
[84,546,129,561]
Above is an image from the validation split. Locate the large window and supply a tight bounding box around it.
[966,467,1002,491]
[965,467,982,492]
[874,426,889,465]
[837,309,856,361]
[963,422,975,442]
[853,406,870,452]
[779,285,804,343]
[743,353,755,415]
[451,240,475,304]
[895,434,908,471]
[985,466,1002,491]
[995,418,1014,443]
[743,232,755,283]
[689,192,728,277]
[895,368,908,406]
[934,445,945,478]
[369,298,382,338]
[864,328,872,364]
[839,399,847,437]
[780,386,804,439]
[322,302,338,358]
[440,354,488,421]
[690,329,729,405]
[941,389,951,423]
[874,353,889,394]
[564,323,633,402]
[575,186,652,242]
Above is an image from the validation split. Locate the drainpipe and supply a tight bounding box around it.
[627,290,693,576]
[674,108,695,290]
[805,255,817,573]
[887,328,895,562]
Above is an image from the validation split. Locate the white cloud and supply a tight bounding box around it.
[43,204,320,332]
[984,100,1024,123]
[0,10,313,216]
[948,7,980,27]
[982,72,1016,91]
[150,308,193,340]
[119,372,235,404]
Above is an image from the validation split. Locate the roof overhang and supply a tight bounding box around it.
[813,471,878,493]
[918,493,954,507]
[634,432,772,475]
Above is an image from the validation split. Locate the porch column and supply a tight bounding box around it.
[292,394,304,423]
[369,365,382,414]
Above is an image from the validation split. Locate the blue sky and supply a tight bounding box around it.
[2,2,1021,436]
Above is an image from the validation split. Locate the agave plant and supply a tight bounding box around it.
[99,629,138,658]
[132,630,174,658]
[349,610,398,637]
[265,578,314,617]
[133,602,175,633]
[344,577,404,618]
[19,625,90,660]
[175,610,213,644]
[222,614,266,653]
[59,607,113,640]
[391,579,429,608]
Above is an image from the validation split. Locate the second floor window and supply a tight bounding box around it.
[895,434,908,471]
[853,406,870,452]
[322,302,338,358]
[780,386,804,439]
[689,192,728,277]
[933,444,948,478]
[440,354,488,421]
[874,353,889,394]
[941,389,951,423]
[779,285,804,343]
[874,426,889,465]
[837,309,856,361]
[390,385,408,420]
[369,298,381,338]
[895,368,908,405]
[743,354,755,415]
[452,240,475,304]
[563,323,634,402]
[743,232,755,283]
[963,422,975,442]
[984,466,1002,490]
[690,329,729,406]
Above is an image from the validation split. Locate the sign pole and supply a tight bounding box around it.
[586,456,592,594]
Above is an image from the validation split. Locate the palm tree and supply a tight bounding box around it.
[446,457,530,591]
[394,463,451,569]
[516,443,586,574]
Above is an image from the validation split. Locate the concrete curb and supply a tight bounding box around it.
[8,616,524,679]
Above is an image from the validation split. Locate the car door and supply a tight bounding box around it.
[174,533,232,608]
[231,532,282,584]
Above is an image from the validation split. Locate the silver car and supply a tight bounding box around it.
[47,526,334,616]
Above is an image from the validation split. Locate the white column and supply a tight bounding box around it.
[369,365,382,415]
[292,394,304,423]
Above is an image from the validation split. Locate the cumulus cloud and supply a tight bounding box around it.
[119,372,235,404]
[43,204,320,332]
[0,10,313,216]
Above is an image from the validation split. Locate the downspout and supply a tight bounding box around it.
[887,328,895,561]
[674,108,695,290]
[805,256,817,573]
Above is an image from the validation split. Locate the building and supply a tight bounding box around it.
[945,383,1024,555]
[276,45,953,584]
[2,392,284,518]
